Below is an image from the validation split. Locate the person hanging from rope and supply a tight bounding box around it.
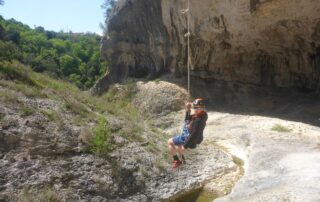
[167,98,208,169]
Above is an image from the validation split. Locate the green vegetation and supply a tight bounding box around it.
[0,16,106,89]
[20,106,36,117]
[0,90,22,105]
[19,186,64,202]
[91,118,113,155]
[0,63,148,154]
[271,124,292,132]
[0,63,41,87]
[41,109,64,130]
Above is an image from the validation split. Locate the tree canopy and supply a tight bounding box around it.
[0,16,107,89]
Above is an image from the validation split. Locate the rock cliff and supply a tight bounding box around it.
[98,0,320,94]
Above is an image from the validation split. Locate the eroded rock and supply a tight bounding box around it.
[133,81,189,117]
[98,0,320,94]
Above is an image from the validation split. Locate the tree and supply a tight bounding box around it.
[20,31,47,53]
[0,17,107,89]
[46,31,57,39]
[72,43,89,62]
[59,55,79,76]
[0,41,18,62]
[50,39,67,54]
[35,26,45,33]
[5,28,20,44]
[0,24,5,39]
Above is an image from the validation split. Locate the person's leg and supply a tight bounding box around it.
[167,138,177,156]
[169,136,186,164]
[177,146,186,163]
[177,145,185,155]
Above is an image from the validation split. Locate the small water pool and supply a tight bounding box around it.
[170,188,218,202]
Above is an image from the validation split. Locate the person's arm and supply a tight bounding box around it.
[185,111,191,122]
[185,102,192,122]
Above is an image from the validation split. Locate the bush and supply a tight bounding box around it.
[91,118,113,155]
[0,41,18,62]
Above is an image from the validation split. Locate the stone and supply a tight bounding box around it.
[97,0,320,94]
[1,117,19,130]
[133,81,189,116]
[0,107,6,120]
[205,112,320,202]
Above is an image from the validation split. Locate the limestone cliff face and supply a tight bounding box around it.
[100,0,320,93]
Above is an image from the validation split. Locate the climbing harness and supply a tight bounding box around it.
[181,0,191,94]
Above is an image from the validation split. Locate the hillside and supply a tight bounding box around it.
[0,63,242,201]
[0,62,161,201]
[0,16,106,89]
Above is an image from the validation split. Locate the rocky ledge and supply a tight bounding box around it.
[0,81,240,201]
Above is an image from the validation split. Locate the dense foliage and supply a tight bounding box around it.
[0,16,107,89]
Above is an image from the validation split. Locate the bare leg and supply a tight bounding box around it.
[167,138,177,156]
[177,146,185,157]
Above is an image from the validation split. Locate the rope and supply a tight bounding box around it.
[181,0,191,94]
[175,1,190,190]
[187,0,190,95]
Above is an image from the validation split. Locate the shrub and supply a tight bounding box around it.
[91,118,113,155]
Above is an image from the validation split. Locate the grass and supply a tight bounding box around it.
[20,106,36,117]
[0,61,162,155]
[0,62,42,88]
[0,79,44,98]
[18,186,64,202]
[271,124,292,132]
[0,90,23,105]
[153,78,161,84]
[41,109,64,129]
[145,142,160,153]
[63,95,91,117]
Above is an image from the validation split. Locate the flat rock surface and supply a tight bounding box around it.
[205,112,320,202]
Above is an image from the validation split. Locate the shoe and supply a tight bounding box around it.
[172,160,182,169]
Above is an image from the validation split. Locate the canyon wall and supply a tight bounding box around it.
[98,0,320,94]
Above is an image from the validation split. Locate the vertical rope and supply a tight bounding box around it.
[181,0,191,95]
[187,0,190,95]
